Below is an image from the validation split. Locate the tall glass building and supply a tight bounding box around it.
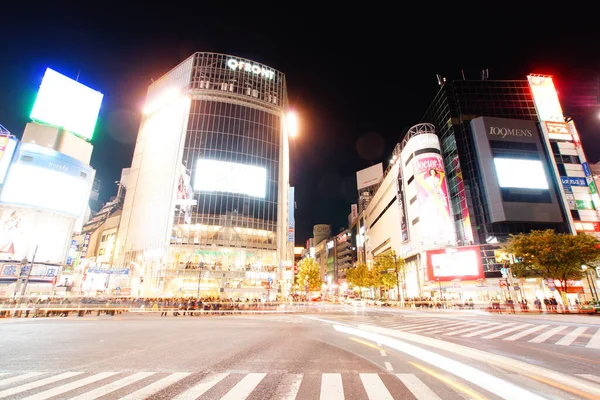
[115,53,294,298]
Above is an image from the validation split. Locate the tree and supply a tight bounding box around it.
[296,258,322,292]
[504,229,600,295]
[373,252,404,291]
[346,263,370,289]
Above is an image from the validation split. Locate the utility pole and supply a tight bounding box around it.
[196,265,204,298]
[393,253,402,307]
[19,245,38,301]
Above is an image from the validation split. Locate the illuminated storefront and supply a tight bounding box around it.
[116,53,293,298]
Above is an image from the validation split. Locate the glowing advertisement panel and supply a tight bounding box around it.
[0,137,17,184]
[0,206,74,264]
[396,165,409,242]
[493,158,549,189]
[413,154,455,245]
[527,75,564,123]
[288,186,295,243]
[194,159,266,198]
[452,156,474,243]
[0,143,94,217]
[426,245,484,282]
[30,68,104,140]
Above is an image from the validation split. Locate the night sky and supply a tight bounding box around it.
[1,5,599,245]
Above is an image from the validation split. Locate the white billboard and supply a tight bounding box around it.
[0,143,94,217]
[527,75,565,123]
[494,158,549,190]
[0,206,74,264]
[194,159,266,198]
[356,163,383,190]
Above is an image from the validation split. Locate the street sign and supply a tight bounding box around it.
[500,267,508,275]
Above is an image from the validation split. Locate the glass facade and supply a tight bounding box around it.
[421,80,571,275]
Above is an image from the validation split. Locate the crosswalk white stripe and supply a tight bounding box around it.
[0,372,45,388]
[359,373,392,400]
[320,373,344,400]
[172,373,229,400]
[481,324,533,339]
[428,322,482,334]
[0,371,82,398]
[503,325,549,341]
[68,372,155,400]
[19,372,118,400]
[396,373,442,400]
[384,362,393,371]
[461,323,516,337]
[119,372,190,400]
[576,374,600,384]
[279,373,302,400]
[221,373,266,400]
[421,322,469,332]
[555,327,587,346]
[585,329,600,349]
[444,323,501,336]
[528,325,568,343]
[404,322,446,331]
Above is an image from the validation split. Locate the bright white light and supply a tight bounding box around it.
[30,68,103,140]
[194,159,266,198]
[431,250,480,278]
[494,158,549,189]
[143,87,181,115]
[286,112,299,137]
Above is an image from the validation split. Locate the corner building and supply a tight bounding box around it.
[116,53,292,298]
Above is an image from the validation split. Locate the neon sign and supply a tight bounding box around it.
[227,59,275,80]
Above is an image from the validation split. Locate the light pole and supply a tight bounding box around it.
[19,246,38,300]
[196,264,204,299]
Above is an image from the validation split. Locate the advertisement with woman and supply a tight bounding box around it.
[413,154,455,245]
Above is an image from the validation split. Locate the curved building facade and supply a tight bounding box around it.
[115,53,292,298]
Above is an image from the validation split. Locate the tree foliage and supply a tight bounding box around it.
[296,258,322,291]
[373,252,404,290]
[503,229,600,294]
[346,263,370,288]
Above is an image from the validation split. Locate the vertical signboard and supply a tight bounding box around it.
[452,156,474,243]
[396,165,409,242]
[527,75,565,122]
[287,186,295,243]
[413,154,455,245]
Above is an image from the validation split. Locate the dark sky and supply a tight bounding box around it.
[1,5,599,245]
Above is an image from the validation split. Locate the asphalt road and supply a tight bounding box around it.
[1,303,600,399]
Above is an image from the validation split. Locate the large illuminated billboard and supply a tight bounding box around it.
[426,245,484,281]
[527,75,564,123]
[0,143,94,217]
[194,159,266,198]
[30,68,103,141]
[493,158,549,189]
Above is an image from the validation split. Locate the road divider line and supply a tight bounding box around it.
[69,371,155,400]
[20,371,118,400]
[120,372,190,400]
[355,323,600,398]
[320,373,344,400]
[523,372,598,400]
[172,373,229,400]
[0,371,83,398]
[349,337,381,350]
[380,349,387,357]
[396,372,443,400]
[555,327,587,346]
[585,329,600,349]
[359,373,393,400]
[503,325,548,341]
[409,362,486,400]
[334,325,543,400]
[528,325,568,343]
[221,373,266,400]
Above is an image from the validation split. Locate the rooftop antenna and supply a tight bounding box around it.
[480,69,489,80]
[75,71,80,82]
[461,68,466,80]
[436,74,446,86]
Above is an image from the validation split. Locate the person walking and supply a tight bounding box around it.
[534,298,542,313]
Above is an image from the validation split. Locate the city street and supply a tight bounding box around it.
[2,304,600,399]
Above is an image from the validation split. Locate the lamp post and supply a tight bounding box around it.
[196,264,204,299]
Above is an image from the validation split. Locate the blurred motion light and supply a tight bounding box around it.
[286,111,299,137]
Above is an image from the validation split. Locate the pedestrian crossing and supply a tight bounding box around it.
[0,369,479,400]
[361,318,600,348]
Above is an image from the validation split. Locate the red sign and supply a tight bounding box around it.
[51,276,57,285]
[425,245,484,282]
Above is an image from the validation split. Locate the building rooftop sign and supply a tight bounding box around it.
[227,58,275,80]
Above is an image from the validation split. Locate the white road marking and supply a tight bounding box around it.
[320,373,344,400]
[461,323,516,337]
[221,373,266,400]
[0,371,82,398]
[396,373,442,400]
[0,372,45,388]
[380,349,387,356]
[172,373,229,400]
[585,328,600,349]
[20,372,118,400]
[555,327,587,346]
[528,325,568,343]
[119,372,191,400]
[384,362,393,371]
[360,373,393,400]
[503,325,549,341]
[481,324,533,339]
[69,371,155,400]
[443,322,501,336]
[278,373,303,400]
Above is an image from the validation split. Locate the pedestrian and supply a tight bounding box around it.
[534,298,542,313]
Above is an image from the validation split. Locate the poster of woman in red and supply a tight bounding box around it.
[413,155,455,245]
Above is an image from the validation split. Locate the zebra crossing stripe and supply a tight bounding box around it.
[481,324,533,340]
[277,373,302,400]
[221,373,266,400]
[68,371,155,400]
[320,373,344,400]
[528,325,568,343]
[461,323,516,338]
[0,371,82,398]
[556,327,587,346]
[443,323,501,336]
[503,325,548,341]
[0,372,45,388]
[396,373,442,400]
[585,329,600,349]
[119,372,191,400]
[172,373,229,400]
[19,372,118,400]
[360,373,393,400]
